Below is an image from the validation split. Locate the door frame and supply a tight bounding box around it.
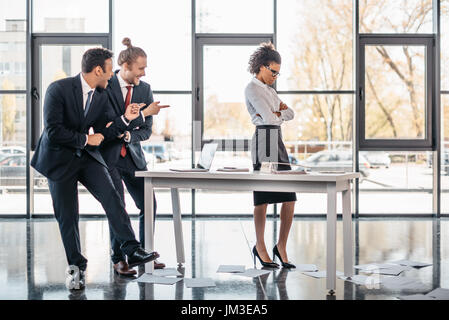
[29,34,109,215]
[31,34,110,150]
[193,34,273,154]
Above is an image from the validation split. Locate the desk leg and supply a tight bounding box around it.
[171,188,185,265]
[326,183,337,294]
[144,178,155,274]
[342,182,354,278]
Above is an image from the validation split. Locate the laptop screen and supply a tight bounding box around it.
[196,143,218,170]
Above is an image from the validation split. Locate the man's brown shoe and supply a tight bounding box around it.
[154,259,166,269]
[113,261,137,277]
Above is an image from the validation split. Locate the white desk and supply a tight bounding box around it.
[135,170,359,294]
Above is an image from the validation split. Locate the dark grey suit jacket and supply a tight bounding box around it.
[31,74,128,181]
[100,70,154,170]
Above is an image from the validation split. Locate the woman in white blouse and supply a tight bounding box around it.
[245,43,296,269]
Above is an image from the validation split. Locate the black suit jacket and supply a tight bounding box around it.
[31,74,129,181]
[100,71,154,170]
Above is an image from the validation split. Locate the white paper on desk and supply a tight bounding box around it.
[136,274,183,285]
[398,294,436,300]
[294,264,319,272]
[184,278,216,288]
[271,169,307,175]
[317,171,346,174]
[425,288,449,300]
[216,168,250,172]
[389,260,433,268]
[235,268,271,278]
[302,271,344,279]
[338,274,382,286]
[217,265,246,273]
[152,268,183,277]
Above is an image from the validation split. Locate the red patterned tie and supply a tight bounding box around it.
[120,85,132,157]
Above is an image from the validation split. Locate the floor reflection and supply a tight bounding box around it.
[0,217,447,300]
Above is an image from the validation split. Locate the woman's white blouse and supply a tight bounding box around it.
[244,77,294,126]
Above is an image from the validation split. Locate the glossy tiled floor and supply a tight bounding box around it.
[0,217,448,300]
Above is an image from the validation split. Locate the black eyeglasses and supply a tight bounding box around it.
[265,65,280,77]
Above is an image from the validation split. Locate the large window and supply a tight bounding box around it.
[277,0,353,91]
[196,0,273,34]
[441,96,449,213]
[0,1,26,90]
[202,45,258,140]
[364,44,427,140]
[113,1,193,214]
[279,94,353,214]
[442,0,449,91]
[2,0,449,217]
[113,0,191,91]
[0,0,26,216]
[0,94,27,215]
[359,36,434,150]
[359,0,433,34]
[32,0,109,33]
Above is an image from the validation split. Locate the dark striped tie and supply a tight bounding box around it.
[84,90,93,118]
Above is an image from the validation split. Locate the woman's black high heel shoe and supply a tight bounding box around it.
[273,245,296,269]
[253,246,279,268]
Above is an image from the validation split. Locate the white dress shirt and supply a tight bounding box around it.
[80,73,95,146]
[245,77,294,126]
[80,73,95,110]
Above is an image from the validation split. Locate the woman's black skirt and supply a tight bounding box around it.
[251,125,297,206]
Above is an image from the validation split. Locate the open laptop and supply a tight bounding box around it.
[170,143,218,172]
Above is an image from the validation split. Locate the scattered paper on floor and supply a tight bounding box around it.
[152,268,183,277]
[184,278,216,288]
[217,265,246,273]
[302,271,344,279]
[294,264,318,272]
[389,260,432,268]
[235,268,271,278]
[398,294,435,300]
[339,274,382,286]
[136,274,183,285]
[359,265,412,276]
[426,288,449,300]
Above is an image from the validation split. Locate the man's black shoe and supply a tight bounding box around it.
[127,248,160,268]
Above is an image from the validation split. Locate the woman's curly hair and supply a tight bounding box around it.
[248,42,281,75]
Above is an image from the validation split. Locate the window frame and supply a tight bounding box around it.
[358,34,435,151]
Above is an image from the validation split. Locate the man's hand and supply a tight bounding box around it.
[279,102,288,111]
[124,131,130,142]
[117,131,130,140]
[142,101,170,117]
[87,133,104,146]
[124,103,146,121]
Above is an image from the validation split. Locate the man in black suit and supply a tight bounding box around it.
[31,48,160,289]
[101,38,169,275]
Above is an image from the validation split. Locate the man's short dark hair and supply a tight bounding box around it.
[81,48,113,73]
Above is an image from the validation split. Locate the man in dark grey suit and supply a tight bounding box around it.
[31,48,160,289]
[101,38,169,275]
